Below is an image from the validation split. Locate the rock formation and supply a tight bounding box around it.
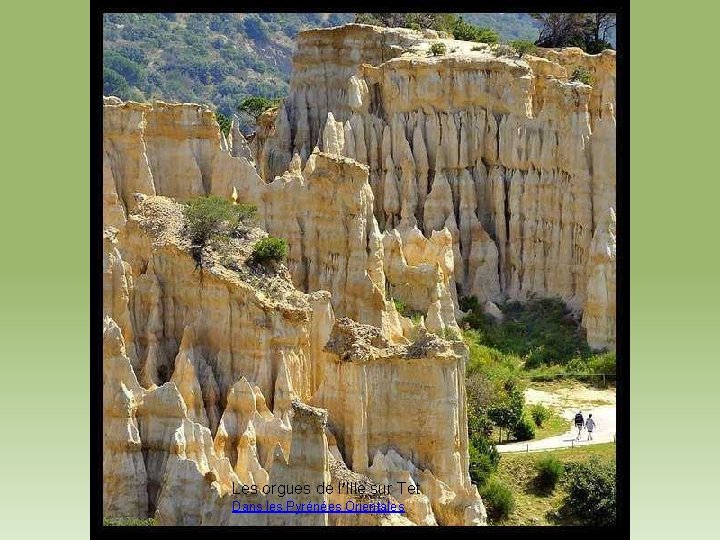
[256,24,616,350]
[101,22,616,527]
[101,193,485,525]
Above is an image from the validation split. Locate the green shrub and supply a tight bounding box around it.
[451,17,479,41]
[440,327,461,341]
[392,298,424,322]
[474,28,500,45]
[463,297,591,368]
[183,196,257,264]
[571,67,594,86]
[469,443,498,486]
[562,457,616,526]
[103,517,155,526]
[588,352,616,376]
[237,95,281,119]
[184,195,237,259]
[480,478,515,522]
[471,46,484,52]
[585,39,614,55]
[492,43,515,57]
[215,111,231,136]
[252,236,288,263]
[509,39,537,57]
[429,42,447,56]
[566,356,591,375]
[530,404,550,427]
[535,455,564,492]
[512,413,536,441]
[488,384,525,443]
[234,203,257,224]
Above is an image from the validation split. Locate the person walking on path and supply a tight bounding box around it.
[585,414,596,441]
[574,411,585,440]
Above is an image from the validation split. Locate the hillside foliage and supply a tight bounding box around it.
[103,13,353,129]
[102,13,547,132]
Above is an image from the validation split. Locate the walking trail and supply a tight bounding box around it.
[496,382,616,453]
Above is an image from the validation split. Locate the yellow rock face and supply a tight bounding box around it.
[256,24,616,350]
[101,192,484,525]
[101,22,616,527]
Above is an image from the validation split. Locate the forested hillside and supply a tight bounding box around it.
[102,13,543,121]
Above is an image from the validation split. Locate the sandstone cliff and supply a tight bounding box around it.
[101,22,616,527]
[256,24,616,350]
[102,193,484,525]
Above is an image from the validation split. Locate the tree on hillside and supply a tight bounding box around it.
[587,13,616,43]
[531,13,615,53]
[235,96,282,132]
[354,13,453,31]
[487,381,525,444]
[354,13,499,44]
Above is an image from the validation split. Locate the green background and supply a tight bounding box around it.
[1,3,715,538]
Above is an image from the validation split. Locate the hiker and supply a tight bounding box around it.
[574,411,584,440]
[585,414,596,441]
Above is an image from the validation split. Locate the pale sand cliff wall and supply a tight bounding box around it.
[102,195,484,525]
[102,23,616,527]
[256,24,616,350]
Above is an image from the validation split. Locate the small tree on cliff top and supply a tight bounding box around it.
[183,195,257,266]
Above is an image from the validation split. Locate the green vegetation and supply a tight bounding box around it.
[469,439,500,486]
[571,67,595,86]
[487,381,525,443]
[533,410,569,440]
[237,95,282,120]
[102,13,351,130]
[103,517,155,526]
[529,403,549,427]
[523,351,616,386]
[531,13,615,54]
[462,293,615,516]
[252,236,288,264]
[491,43,516,58]
[429,42,447,56]
[480,478,515,522]
[460,296,593,369]
[465,330,534,488]
[509,39,537,57]
[234,203,258,225]
[215,111,231,136]
[355,13,499,44]
[560,456,616,525]
[448,16,499,44]
[512,413,536,441]
[355,13,451,31]
[103,13,612,133]
[183,195,257,265]
[354,13,542,41]
[493,443,615,525]
[534,455,564,492]
[392,298,424,322]
[462,14,542,41]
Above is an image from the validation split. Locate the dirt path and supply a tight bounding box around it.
[497,382,616,453]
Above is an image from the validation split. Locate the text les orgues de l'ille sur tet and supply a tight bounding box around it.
[232,481,411,514]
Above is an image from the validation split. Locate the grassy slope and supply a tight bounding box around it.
[533,410,569,440]
[492,442,615,525]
